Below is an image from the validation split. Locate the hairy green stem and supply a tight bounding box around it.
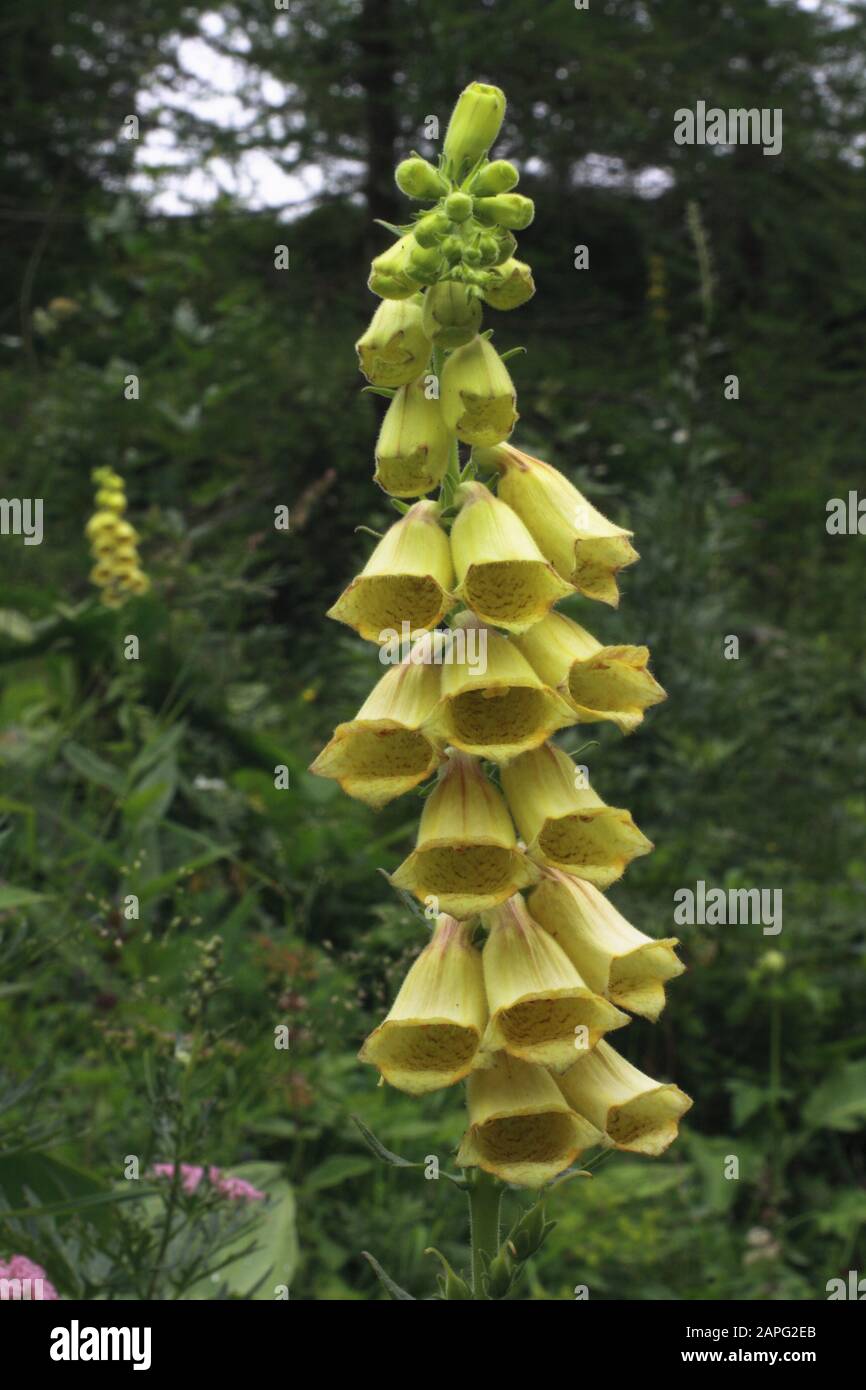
[469,1170,502,1297]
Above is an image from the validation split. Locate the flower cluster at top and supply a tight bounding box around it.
[85,466,149,607]
[311,83,691,1189]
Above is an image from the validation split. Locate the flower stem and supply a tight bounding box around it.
[468,1169,502,1298]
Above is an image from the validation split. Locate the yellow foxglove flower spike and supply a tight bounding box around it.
[449,482,573,634]
[326,500,454,643]
[501,743,653,888]
[424,610,576,763]
[513,610,666,735]
[556,1039,693,1156]
[356,296,431,387]
[309,644,444,808]
[390,748,537,919]
[374,379,453,499]
[478,442,639,607]
[358,915,487,1094]
[86,468,149,607]
[456,1051,602,1188]
[479,894,628,1072]
[528,867,684,1021]
[440,336,518,448]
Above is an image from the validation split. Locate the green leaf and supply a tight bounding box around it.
[804,1061,866,1132]
[62,742,125,795]
[362,1251,416,1300]
[0,886,45,911]
[304,1154,374,1192]
[352,1115,418,1169]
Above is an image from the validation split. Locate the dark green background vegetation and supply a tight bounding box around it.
[1,0,864,1299]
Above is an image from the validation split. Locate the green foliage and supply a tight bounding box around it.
[2,0,865,1300]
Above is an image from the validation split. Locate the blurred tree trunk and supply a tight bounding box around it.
[357,0,399,256]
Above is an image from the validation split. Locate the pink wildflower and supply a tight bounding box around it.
[0,1255,59,1300]
[151,1163,265,1201]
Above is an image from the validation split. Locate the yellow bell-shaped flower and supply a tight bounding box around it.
[528,867,684,1021]
[513,610,666,735]
[358,915,487,1094]
[478,442,638,607]
[326,500,454,643]
[309,646,443,808]
[479,894,628,1071]
[356,296,431,387]
[456,1052,602,1187]
[501,743,652,888]
[390,748,536,919]
[441,337,518,448]
[423,611,576,763]
[374,379,453,499]
[556,1040,692,1156]
[449,483,573,634]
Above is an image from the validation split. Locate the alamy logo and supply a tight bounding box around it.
[0,1276,47,1299]
[826,1270,866,1300]
[0,497,43,545]
[378,621,488,674]
[674,102,782,156]
[50,1320,152,1371]
[673,881,782,936]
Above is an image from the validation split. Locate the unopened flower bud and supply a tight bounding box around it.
[395,157,448,201]
[482,259,536,311]
[491,229,518,266]
[477,235,501,266]
[356,297,431,387]
[408,242,445,286]
[443,82,506,179]
[441,335,518,447]
[368,234,422,300]
[470,160,520,196]
[422,282,483,348]
[474,194,535,230]
[442,236,464,265]
[414,210,451,248]
[444,191,473,223]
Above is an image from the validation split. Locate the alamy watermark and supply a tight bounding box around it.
[674,102,782,157]
[378,621,488,674]
[0,497,43,545]
[674,880,782,936]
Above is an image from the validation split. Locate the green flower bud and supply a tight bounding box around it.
[477,235,501,266]
[356,296,431,387]
[474,194,535,230]
[441,334,518,448]
[395,157,448,201]
[491,230,518,266]
[485,1246,514,1300]
[470,160,520,196]
[482,258,536,311]
[369,234,422,300]
[425,1248,473,1300]
[507,1202,548,1261]
[443,82,507,179]
[444,191,473,223]
[422,282,483,349]
[442,236,464,266]
[375,377,453,497]
[463,245,482,266]
[414,210,451,248]
[408,243,446,286]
